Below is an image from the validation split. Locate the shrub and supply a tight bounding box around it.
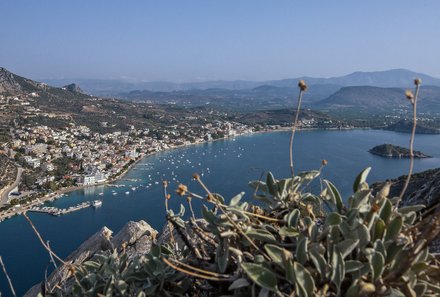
[46,168,440,296]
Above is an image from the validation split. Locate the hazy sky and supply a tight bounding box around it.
[1,1,440,82]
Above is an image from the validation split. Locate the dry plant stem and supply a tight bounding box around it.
[289,89,304,177]
[195,176,271,261]
[398,84,420,205]
[187,190,282,222]
[0,256,17,297]
[23,212,67,266]
[163,182,176,245]
[167,257,231,278]
[162,257,232,281]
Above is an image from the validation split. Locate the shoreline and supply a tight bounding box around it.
[0,126,357,222]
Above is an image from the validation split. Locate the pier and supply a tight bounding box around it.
[28,202,92,216]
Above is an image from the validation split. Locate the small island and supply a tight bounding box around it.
[369,144,431,159]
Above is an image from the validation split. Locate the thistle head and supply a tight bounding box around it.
[414,78,422,86]
[192,173,200,180]
[405,90,414,101]
[321,159,328,166]
[298,80,308,91]
[176,184,188,196]
[162,180,168,188]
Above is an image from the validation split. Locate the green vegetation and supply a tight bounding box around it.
[40,168,440,296]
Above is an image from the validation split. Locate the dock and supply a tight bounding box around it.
[28,201,92,216]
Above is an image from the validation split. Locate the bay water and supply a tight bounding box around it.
[1,129,440,296]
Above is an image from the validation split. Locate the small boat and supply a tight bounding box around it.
[92,200,102,208]
[98,193,104,196]
[125,191,130,195]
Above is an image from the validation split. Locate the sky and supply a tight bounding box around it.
[1,0,440,82]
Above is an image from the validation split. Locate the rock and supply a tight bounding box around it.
[24,221,158,297]
[62,83,85,94]
[373,168,440,254]
[111,220,157,257]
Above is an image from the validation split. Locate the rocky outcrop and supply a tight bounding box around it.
[63,83,85,94]
[0,67,22,94]
[24,220,157,297]
[373,168,440,253]
[369,144,431,158]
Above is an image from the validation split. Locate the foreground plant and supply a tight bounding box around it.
[43,167,440,297]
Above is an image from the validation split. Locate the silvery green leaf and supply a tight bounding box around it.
[385,215,403,242]
[287,209,300,228]
[397,204,425,214]
[351,189,372,209]
[324,180,343,212]
[356,223,371,248]
[264,244,291,267]
[245,228,276,243]
[295,235,309,265]
[279,226,299,237]
[249,180,267,192]
[230,192,245,206]
[228,278,250,290]
[373,218,386,241]
[309,248,327,278]
[379,199,392,223]
[293,261,316,297]
[345,260,364,273]
[266,172,278,196]
[371,251,384,281]
[373,239,386,258]
[353,167,371,193]
[325,212,343,226]
[241,262,278,293]
[336,239,359,259]
[216,238,229,273]
[403,211,417,224]
[385,242,404,265]
[330,250,345,296]
[178,204,185,217]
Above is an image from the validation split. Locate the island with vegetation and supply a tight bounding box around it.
[369,143,431,158]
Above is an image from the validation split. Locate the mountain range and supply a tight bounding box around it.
[3,67,440,113]
[42,68,440,95]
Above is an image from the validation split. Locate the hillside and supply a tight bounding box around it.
[315,85,440,112]
[384,119,440,134]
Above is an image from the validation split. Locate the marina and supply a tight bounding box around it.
[28,201,98,216]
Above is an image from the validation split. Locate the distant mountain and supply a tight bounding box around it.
[42,69,440,95]
[315,85,440,112]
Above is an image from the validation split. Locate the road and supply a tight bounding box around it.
[0,167,23,206]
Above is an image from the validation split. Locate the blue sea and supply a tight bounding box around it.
[1,129,440,296]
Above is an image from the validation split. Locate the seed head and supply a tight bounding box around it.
[298,80,308,91]
[414,78,422,86]
[166,194,171,200]
[162,180,168,188]
[405,90,414,100]
[321,159,328,166]
[176,184,188,196]
[192,173,200,180]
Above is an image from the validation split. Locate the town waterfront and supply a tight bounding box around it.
[1,129,440,296]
